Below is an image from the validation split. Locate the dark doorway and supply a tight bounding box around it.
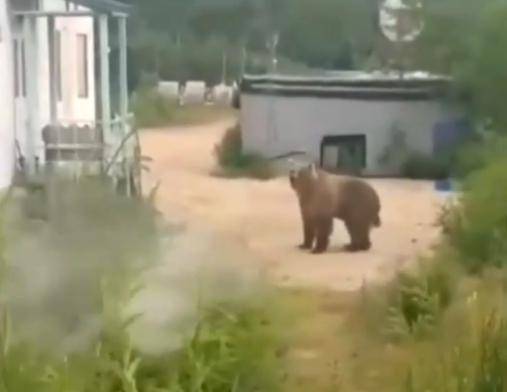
[320,135,366,175]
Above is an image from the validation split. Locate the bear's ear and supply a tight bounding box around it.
[309,163,318,180]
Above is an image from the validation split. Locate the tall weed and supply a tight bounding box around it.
[357,259,458,343]
[404,273,507,392]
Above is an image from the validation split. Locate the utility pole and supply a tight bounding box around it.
[267,32,279,73]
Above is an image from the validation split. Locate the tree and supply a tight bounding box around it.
[411,0,507,131]
[279,0,375,69]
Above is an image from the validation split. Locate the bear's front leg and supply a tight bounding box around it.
[299,217,315,250]
[312,217,333,254]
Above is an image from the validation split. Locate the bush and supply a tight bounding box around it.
[454,132,507,178]
[214,124,274,180]
[401,153,450,180]
[131,87,176,128]
[444,157,507,271]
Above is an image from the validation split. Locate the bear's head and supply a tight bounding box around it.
[289,162,319,194]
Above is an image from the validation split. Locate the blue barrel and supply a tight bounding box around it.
[435,179,452,192]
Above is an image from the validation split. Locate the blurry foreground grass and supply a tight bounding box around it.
[0,178,286,392]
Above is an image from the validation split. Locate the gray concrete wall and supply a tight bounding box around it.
[240,94,454,176]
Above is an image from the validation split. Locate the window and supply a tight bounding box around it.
[54,30,62,101]
[77,34,89,98]
[320,135,367,175]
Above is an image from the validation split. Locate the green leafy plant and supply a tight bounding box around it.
[445,157,507,271]
[384,264,454,341]
[358,260,457,343]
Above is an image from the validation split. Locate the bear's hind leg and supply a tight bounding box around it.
[312,217,333,254]
[299,217,315,250]
[344,219,371,252]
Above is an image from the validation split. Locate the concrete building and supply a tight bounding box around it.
[240,72,467,176]
[0,0,135,192]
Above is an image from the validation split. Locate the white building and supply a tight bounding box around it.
[240,72,467,176]
[0,0,135,192]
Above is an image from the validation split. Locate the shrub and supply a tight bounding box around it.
[214,123,242,168]
[131,87,176,128]
[401,153,450,180]
[214,124,274,180]
[454,132,507,178]
[444,157,507,271]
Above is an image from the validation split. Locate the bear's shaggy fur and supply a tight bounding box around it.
[290,163,381,254]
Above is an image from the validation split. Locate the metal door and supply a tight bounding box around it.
[320,135,366,174]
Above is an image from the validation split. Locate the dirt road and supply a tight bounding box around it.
[141,117,444,292]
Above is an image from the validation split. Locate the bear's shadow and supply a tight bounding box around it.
[297,244,350,254]
[328,245,348,254]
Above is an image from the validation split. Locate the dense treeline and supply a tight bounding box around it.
[122,0,381,86]
[122,0,507,135]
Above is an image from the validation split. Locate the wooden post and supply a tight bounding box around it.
[47,16,58,124]
[23,16,39,174]
[221,50,227,84]
[118,16,128,122]
[240,45,247,76]
[395,8,404,80]
[118,15,131,196]
[99,14,111,158]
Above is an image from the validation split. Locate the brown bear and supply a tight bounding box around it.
[290,163,381,254]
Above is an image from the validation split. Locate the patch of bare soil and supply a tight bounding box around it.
[141,117,444,292]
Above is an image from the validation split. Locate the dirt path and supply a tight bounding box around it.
[141,117,444,292]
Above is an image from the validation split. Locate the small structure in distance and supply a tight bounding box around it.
[239,71,468,177]
[181,81,206,106]
[157,81,180,102]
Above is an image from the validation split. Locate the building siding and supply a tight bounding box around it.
[9,0,96,165]
[241,93,454,176]
[0,0,15,189]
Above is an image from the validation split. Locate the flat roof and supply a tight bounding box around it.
[241,71,452,101]
[74,0,131,14]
